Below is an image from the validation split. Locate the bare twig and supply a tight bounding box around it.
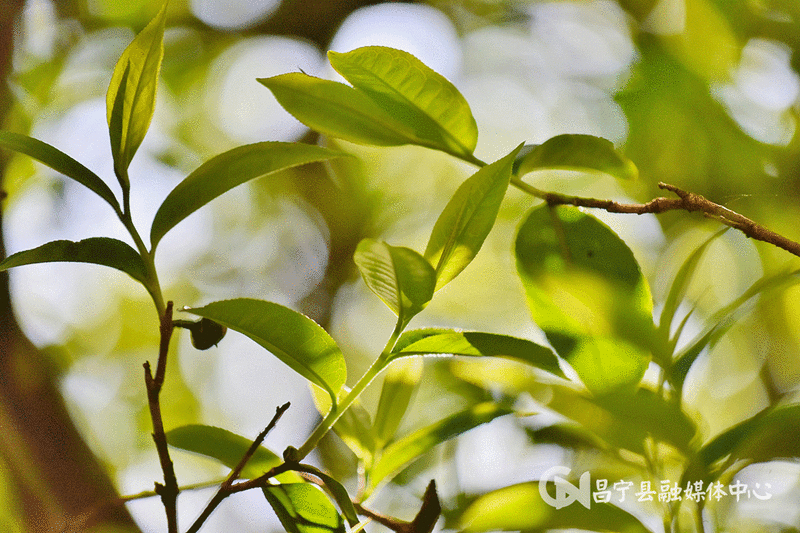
[512,178,800,258]
[144,301,179,533]
[185,402,291,533]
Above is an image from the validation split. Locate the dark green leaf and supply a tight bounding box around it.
[353,239,435,329]
[184,299,346,408]
[293,464,359,527]
[105,2,167,181]
[426,144,523,291]
[0,238,148,285]
[369,402,512,490]
[373,358,423,446]
[394,330,564,378]
[516,134,638,180]
[258,73,422,146]
[328,46,478,158]
[262,483,345,533]
[685,404,800,486]
[166,425,300,482]
[0,131,120,212]
[151,142,349,250]
[458,481,649,532]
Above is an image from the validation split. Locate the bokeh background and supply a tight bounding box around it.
[1,0,800,531]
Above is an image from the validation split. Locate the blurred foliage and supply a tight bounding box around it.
[2,0,800,531]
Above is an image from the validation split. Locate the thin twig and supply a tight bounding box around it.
[144,301,179,533]
[185,402,291,533]
[512,178,800,258]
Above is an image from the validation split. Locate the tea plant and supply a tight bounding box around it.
[2,5,799,533]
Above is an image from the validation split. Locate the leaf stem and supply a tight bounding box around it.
[292,321,404,461]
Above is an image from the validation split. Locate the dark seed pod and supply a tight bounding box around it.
[189,318,227,350]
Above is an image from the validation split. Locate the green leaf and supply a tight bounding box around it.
[150,142,349,250]
[262,483,345,533]
[394,330,565,379]
[670,268,800,391]
[425,144,523,291]
[166,425,300,482]
[369,402,512,490]
[515,205,654,386]
[685,404,800,486]
[292,464,359,527]
[515,134,638,180]
[184,299,346,408]
[328,46,478,158]
[658,228,728,344]
[258,73,422,147]
[0,131,120,212]
[373,357,423,446]
[106,2,167,182]
[0,238,148,285]
[353,239,435,329]
[458,481,649,533]
[311,385,375,462]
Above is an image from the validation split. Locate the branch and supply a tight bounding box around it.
[185,402,291,533]
[514,179,800,258]
[144,301,179,533]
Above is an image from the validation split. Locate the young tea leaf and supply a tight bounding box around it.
[106,2,167,183]
[328,46,479,159]
[0,131,120,213]
[458,481,649,533]
[393,330,565,378]
[184,299,346,408]
[425,143,523,291]
[258,73,421,146]
[166,425,301,482]
[262,483,346,533]
[150,142,349,250]
[368,402,512,490]
[0,238,148,285]
[515,134,638,180]
[353,239,435,329]
[292,464,360,527]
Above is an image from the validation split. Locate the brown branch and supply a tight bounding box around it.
[185,402,291,533]
[144,301,179,533]
[513,178,800,258]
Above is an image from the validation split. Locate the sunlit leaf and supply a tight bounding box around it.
[258,73,422,146]
[328,46,478,158]
[566,336,650,395]
[515,205,654,387]
[262,483,345,533]
[394,330,564,378]
[373,358,423,446]
[354,239,435,329]
[458,481,649,532]
[311,385,375,462]
[0,131,120,212]
[426,144,523,291]
[0,238,148,285]
[515,134,638,180]
[670,268,800,391]
[151,142,348,250]
[166,425,300,482]
[292,464,359,527]
[184,299,346,408]
[106,2,167,182]
[369,402,512,490]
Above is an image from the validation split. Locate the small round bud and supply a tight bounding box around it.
[190,318,227,350]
